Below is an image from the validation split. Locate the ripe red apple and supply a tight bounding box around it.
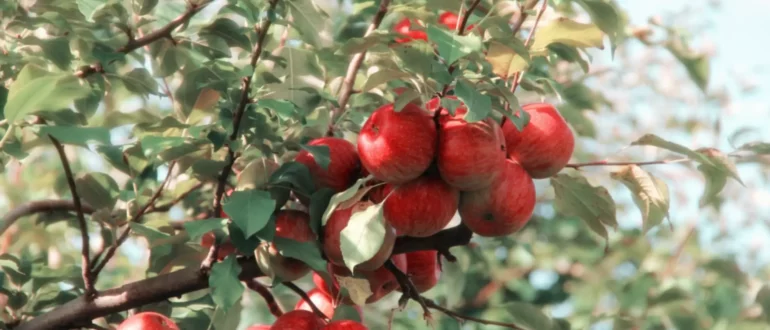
[295,137,361,192]
[382,174,459,237]
[324,254,408,305]
[393,18,427,43]
[270,310,324,330]
[358,103,437,184]
[438,12,476,32]
[501,103,575,179]
[459,159,536,236]
[294,288,363,320]
[322,320,369,330]
[437,108,507,191]
[367,183,393,204]
[323,201,397,271]
[256,210,316,281]
[200,232,237,260]
[117,312,179,330]
[402,251,441,293]
[246,326,271,330]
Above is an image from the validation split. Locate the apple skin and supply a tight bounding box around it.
[323,201,397,272]
[295,137,361,192]
[200,232,237,260]
[393,18,428,43]
[436,104,507,192]
[358,103,437,185]
[438,12,475,32]
[501,103,575,179]
[270,310,325,330]
[294,288,363,320]
[401,250,441,293]
[256,210,316,281]
[322,320,369,330]
[382,174,459,237]
[116,312,179,330]
[245,326,271,330]
[459,159,536,237]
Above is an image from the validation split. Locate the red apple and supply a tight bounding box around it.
[322,320,369,330]
[323,201,396,271]
[295,137,361,192]
[402,251,441,293]
[294,288,363,320]
[437,108,506,191]
[358,103,437,184]
[246,326,271,330]
[393,18,428,43]
[367,183,393,204]
[117,312,179,330]
[382,174,459,237]
[501,103,575,179]
[459,159,536,236]
[438,12,476,32]
[200,232,237,260]
[270,310,324,330]
[313,272,333,297]
[256,210,316,281]
[324,254,408,305]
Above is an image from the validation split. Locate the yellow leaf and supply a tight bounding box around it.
[335,275,373,306]
[485,41,529,79]
[530,18,605,53]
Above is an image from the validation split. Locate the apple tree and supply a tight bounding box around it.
[0,0,769,329]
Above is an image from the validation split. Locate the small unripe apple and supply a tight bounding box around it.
[117,312,179,330]
[323,201,396,271]
[294,288,363,320]
[256,210,316,281]
[322,320,369,330]
[270,310,324,330]
[459,159,536,236]
[358,103,437,184]
[402,250,441,293]
[437,103,507,191]
[295,137,361,192]
[383,174,459,237]
[501,103,575,179]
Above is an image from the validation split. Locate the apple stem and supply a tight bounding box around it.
[246,279,285,318]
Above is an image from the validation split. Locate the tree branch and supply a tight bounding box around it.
[146,182,205,214]
[204,0,280,273]
[75,1,210,78]
[422,299,524,329]
[392,223,473,258]
[385,260,431,319]
[48,136,95,298]
[510,0,540,36]
[565,158,691,169]
[283,281,330,322]
[91,163,176,278]
[509,0,548,94]
[329,0,392,134]
[0,200,95,236]
[245,279,283,318]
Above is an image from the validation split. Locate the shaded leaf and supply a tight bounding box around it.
[208,255,244,311]
[255,99,297,121]
[200,18,250,50]
[610,165,670,232]
[4,67,91,122]
[426,25,483,64]
[575,0,624,53]
[38,126,111,147]
[362,69,412,93]
[273,237,327,271]
[696,148,743,186]
[121,68,159,96]
[300,144,330,171]
[322,176,374,226]
[222,190,276,238]
[455,80,492,123]
[75,172,120,210]
[286,0,329,47]
[183,218,228,242]
[551,173,617,239]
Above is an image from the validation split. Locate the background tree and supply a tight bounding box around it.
[0,0,768,329]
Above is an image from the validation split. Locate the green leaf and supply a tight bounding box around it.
[273,237,327,272]
[229,222,262,254]
[393,89,421,112]
[255,99,297,121]
[610,165,670,233]
[140,136,187,160]
[649,287,690,306]
[339,202,388,272]
[138,0,159,15]
[222,190,276,238]
[426,25,483,65]
[574,0,624,54]
[300,144,330,171]
[362,69,412,93]
[502,302,557,330]
[455,80,492,123]
[696,148,743,185]
[697,163,727,208]
[338,32,390,55]
[208,255,244,311]
[286,0,329,47]
[183,218,228,242]
[737,141,770,155]
[665,33,710,93]
[121,68,160,96]
[332,304,363,322]
[200,18,251,50]
[75,172,120,210]
[551,173,617,239]
[38,126,111,147]
[755,285,770,322]
[530,18,605,53]
[76,0,103,20]
[309,188,335,236]
[0,254,31,286]
[630,134,715,165]
[40,37,74,70]
[269,162,315,197]
[4,68,91,122]
[322,175,374,226]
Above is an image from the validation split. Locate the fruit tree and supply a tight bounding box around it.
[0,0,769,329]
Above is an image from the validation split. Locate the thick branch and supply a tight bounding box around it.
[15,258,263,330]
[0,200,95,236]
[75,2,210,78]
[49,136,95,298]
[392,223,473,257]
[329,0,392,134]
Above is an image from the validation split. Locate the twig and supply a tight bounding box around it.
[75,1,210,78]
[147,182,205,213]
[329,0,392,134]
[91,163,176,278]
[565,158,691,169]
[510,0,539,36]
[203,0,280,273]
[423,299,524,329]
[509,0,548,94]
[385,260,432,320]
[0,200,95,236]
[245,279,283,318]
[283,281,330,322]
[48,136,95,299]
